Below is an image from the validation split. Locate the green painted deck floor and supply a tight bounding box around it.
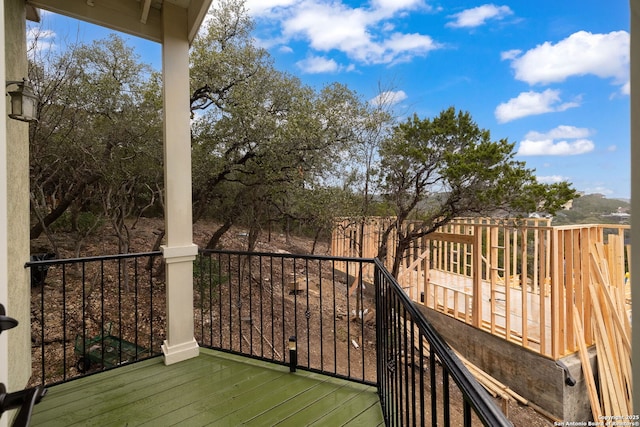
[31,348,384,426]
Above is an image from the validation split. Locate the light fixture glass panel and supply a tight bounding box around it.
[7,80,39,122]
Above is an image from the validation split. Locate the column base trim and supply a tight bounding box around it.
[162,338,199,365]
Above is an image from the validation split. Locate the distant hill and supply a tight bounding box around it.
[552,193,630,225]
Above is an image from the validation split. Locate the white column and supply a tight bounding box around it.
[630,0,639,417]
[160,2,199,365]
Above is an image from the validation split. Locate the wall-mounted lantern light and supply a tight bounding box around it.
[0,304,18,334]
[288,336,297,373]
[6,79,39,123]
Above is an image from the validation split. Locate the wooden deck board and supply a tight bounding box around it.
[306,390,382,426]
[265,383,375,427]
[341,402,387,427]
[165,371,329,426]
[134,369,291,425]
[241,381,377,427]
[34,358,231,426]
[31,349,383,427]
[100,364,271,426]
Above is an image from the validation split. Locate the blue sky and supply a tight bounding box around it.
[31,1,630,199]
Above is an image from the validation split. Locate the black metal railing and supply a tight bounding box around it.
[25,252,164,386]
[374,259,512,427]
[194,250,377,385]
[26,249,511,426]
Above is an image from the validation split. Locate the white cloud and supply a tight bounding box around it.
[245,0,300,16]
[446,4,513,28]
[517,125,595,156]
[26,26,57,55]
[250,0,440,66]
[381,22,395,32]
[370,90,408,107]
[537,175,569,184]
[519,139,594,156]
[282,3,368,51]
[381,33,439,64]
[500,49,521,61]
[384,33,436,51]
[296,55,340,73]
[495,89,580,123]
[504,30,629,90]
[371,0,427,14]
[525,125,591,141]
[620,81,630,96]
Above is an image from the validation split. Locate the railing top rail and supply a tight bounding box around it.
[333,216,630,233]
[374,258,512,427]
[552,223,630,230]
[24,251,163,268]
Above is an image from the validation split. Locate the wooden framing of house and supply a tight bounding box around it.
[331,217,630,360]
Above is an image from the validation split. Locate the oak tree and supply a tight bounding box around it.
[377,107,577,275]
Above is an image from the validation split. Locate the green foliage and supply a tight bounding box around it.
[49,211,104,235]
[28,2,584,261]
[193,255,226,309]
[29,30,163,251]
[188,0,373,244]
[380,107,577,221]
[377,107,578,274]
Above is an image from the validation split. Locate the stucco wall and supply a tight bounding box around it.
[4,0,32,392]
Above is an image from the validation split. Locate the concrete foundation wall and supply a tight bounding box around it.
[416,304,595,421]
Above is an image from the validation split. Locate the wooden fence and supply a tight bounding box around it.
[331,217,630,359]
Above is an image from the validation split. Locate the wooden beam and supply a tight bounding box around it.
[187,0,212,43]
[26,4,41,22]
[27,0,212,44]
[573,305,602,420]
[550,228,561,359]
[589,264,631,353]
[520,228,529,347]
[140,0,152,24]
[428,232,474,245]
[27,0,163,42]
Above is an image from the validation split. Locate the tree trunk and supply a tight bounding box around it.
[311,226,323,255]
[30,175,100,239]
[148,228,165,279]
[285,216,291,244]
[247,223,260,252]
[392,236,411,277]
[206,219,234,250]
[376,218,399,269]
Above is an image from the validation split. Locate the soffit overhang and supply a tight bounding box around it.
[25,0,212,43]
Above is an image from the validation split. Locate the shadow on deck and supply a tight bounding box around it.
[31,348,384,426]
